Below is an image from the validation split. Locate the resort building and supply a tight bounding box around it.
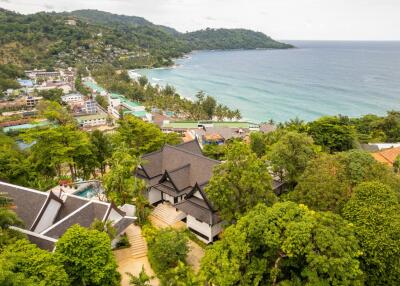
[108,93,152,121]
[136,140,221,243]
[76,113,108,127]
[61,93,84,104]
[137,140,286,243]
[189,126,250,147]
[0,181,135,251]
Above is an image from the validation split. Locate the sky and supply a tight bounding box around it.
[1,0,399,40]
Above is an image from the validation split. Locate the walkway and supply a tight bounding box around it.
[114,225,159,286]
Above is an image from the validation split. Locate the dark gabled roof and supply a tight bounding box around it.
[55,195,89,222]
[174,140,203,155]
[113,216,135,234]
[139,141,219,191]
[175,183,221,225]
[42,201,109,239]
[11,227,57,251]
[0,181,48,229]
[158,164,191,191]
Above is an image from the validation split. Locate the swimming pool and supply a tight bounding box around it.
[75,186,99,199]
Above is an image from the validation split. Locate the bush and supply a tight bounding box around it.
[115,233,130,249]
[146,228,188,274]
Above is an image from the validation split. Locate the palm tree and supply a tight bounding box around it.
[127,267,152,286]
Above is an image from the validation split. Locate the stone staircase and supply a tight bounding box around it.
[150,203,186,226]
[125,225,147,259]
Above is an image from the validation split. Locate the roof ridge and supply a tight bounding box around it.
[167,163,191,174]
[165,144,221,164]
[40,201,93,235]
[0,181,48,196]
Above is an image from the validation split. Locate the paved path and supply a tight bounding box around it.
[114,225,159,286]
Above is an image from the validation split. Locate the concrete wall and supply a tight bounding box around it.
[148,188,162,204]
[187,215,212,243]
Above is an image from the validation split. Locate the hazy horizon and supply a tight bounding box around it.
[1,0,399,41]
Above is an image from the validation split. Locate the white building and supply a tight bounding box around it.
[61,93,83,104]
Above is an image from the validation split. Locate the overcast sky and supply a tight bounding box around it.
[1,0,399,40]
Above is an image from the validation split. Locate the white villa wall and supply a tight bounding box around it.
[34,199,62,233]
[148,188,162,204]
[162,193,175,204]
[187,215,212,243]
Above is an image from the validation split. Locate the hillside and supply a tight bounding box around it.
[0,8,293,70]
[182,28,293,50]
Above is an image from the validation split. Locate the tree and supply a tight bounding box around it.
[115,115,180,155]
[22,125,95,180]
[267,131,317,186]
[289,150,400,213]
[36,100,75,125]
[288,154,349,213]
[35,88,64,103]
[0,193,24,250]
[205,141,276,223]
[103,147,146,205]
[307,116,357,153]
[342,182,400,285]
[55,225,120,286]
[202,143,226,160]
[0,239,69,286]
[162,261,200,286]
[147,228,188,274]
[249,131,268,157]
[138,76,149,87]
[127,267,152,286]
[90,219,117,240]
[394,154,400,173]
[95,94,108,109]
[200,202,363,286]
[90,130,113,175]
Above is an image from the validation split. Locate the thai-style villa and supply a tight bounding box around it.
[0,181,135,251]
[137,140,284,243]
[136,140,222,243]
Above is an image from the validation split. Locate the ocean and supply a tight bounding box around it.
[134,41,400,123]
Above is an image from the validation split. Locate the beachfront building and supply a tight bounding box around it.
[61,93,84,104]
[108,93,152,121]
[76,113,108,127]
[0,181,135,251]
[136,140,222,242]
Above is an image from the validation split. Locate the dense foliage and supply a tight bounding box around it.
[183,28,293,50]
[0,239,70,286]
[205,141,276,222]
[0,8,291,70]
[55,225,120,286]
[289,150,400,213]
[200,202,363,285]
[342,182,400,285]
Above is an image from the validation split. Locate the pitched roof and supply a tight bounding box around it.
[372,146,400,165]
[0,181,48,229]
[175,183,221,225]
[0,181,136,250]
[42,201,109,239]
[140,141,218,189]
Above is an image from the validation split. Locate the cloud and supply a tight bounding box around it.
[0,0,10,3]
[205,16,216,21]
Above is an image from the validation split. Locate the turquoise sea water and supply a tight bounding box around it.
[136,41,400,123]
